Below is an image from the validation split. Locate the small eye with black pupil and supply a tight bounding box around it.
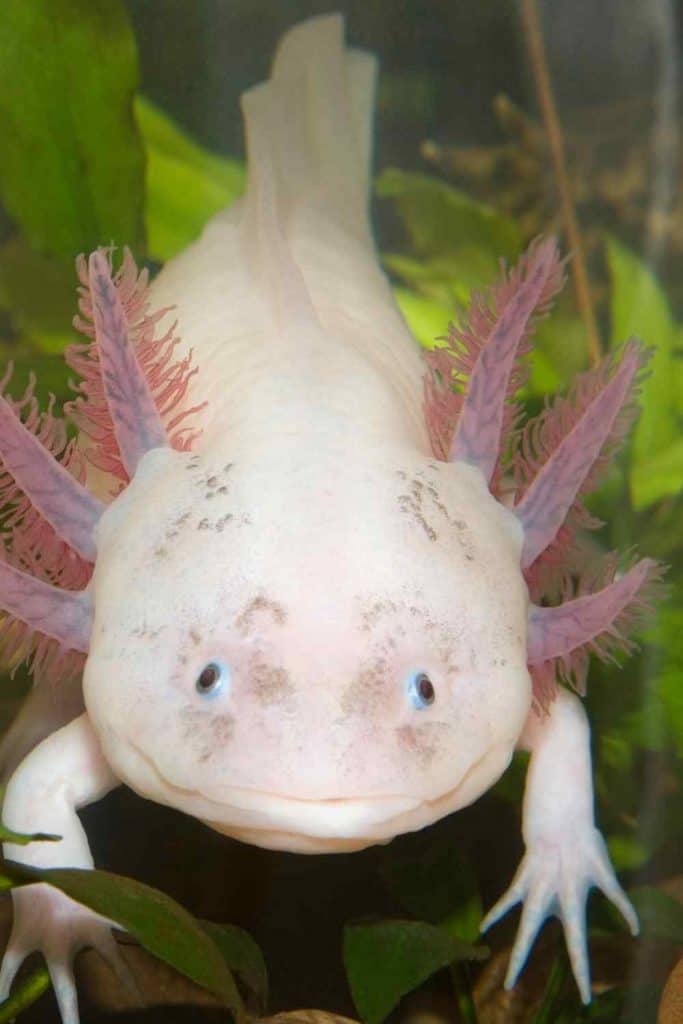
[196,662,225,696]
[407,671,435,709]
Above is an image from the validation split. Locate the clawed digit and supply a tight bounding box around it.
[481,831,638,1005]
[0,883,132,1024]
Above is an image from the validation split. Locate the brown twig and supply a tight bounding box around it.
[520,0,602,367]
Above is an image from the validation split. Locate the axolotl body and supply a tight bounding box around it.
[0,15,658,1022]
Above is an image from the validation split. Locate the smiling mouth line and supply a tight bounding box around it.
[125,734,500,835]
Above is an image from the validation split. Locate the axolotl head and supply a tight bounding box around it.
[83,443,531,853]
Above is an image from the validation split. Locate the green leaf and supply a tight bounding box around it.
[606,236,681,505]
[0,966,50,1023]
[392,287,452,349]
[0,237,77,354]
[344,919,487,1024]
[201,921,268,1012]
[4,862,244,1017]
[377,169,522,274]
[0,823,60,847]
[606,833,650,872]
[630,437,683,510]
[136,96,245,262]
[0,0,145,261]
[627,886,683,943]
[0,347,74,407]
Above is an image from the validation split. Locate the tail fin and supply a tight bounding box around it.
[239,16,377,324]
[243,15,376,244]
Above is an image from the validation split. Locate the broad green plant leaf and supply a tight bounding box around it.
[606,236,682,508]
[392,287,452,349]
[376,169,522,275]
[136,96,245,262]
[630,438,683,510]
[0,238,77,354]
[344,919,487,1024]
[202,921,268,1012]
[3,862,244,1017]
[0,0,145,261]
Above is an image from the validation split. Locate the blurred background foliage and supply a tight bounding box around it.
[0,0,681,1022]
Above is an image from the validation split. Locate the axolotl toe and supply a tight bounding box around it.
[0,14,661,1021]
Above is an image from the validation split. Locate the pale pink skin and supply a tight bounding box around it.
[0,15,651,1022]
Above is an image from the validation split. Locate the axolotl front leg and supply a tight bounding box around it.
[482,689,637,1002]
[426,238,658,1000]
[1,716,121,1022]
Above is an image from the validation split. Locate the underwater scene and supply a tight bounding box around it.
[0,1,681,1022]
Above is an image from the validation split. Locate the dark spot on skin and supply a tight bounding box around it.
[207,475,219,488]
[215,514,233,532]
[397,489,438,543]
[223,463,234,473]
[198,518,210,530]
[218,486,229,495]
[189,629,201,647]
[360,600,398,631]
[154,546,168,559]
[417,515,437,542]
[251,662,294,705]
[206,492,215,500]
[235,594,287,635]
[341,659,387,716]
[396,724,441,768]
[211,714,235,743]
[181,707,235,762]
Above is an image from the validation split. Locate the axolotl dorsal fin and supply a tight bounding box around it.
[238,14,377,331]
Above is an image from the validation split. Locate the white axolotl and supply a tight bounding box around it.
[0,14,659,1022]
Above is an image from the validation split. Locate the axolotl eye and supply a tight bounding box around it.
[195,661,230,698]
[407,671,435,709]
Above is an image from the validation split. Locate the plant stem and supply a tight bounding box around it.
[520,0,602,367]
[0,966,50,1023]
[450,962,479,1024]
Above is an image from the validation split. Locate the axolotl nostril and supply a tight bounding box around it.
[0,14,662,1022]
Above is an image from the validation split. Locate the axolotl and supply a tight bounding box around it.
[0,14,660,1022]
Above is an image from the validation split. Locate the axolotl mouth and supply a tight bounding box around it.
[121,733,514,853]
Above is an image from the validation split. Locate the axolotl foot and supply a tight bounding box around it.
[480,689,638,1004]
[481,824,638,1003]
[0,883,130,1024]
